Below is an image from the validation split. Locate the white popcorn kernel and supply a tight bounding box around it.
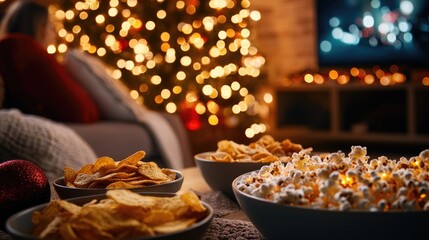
[404,170,413,180]
[346,169,358,177]
[329,171,339,181]
[419,149,429,161]
[359,186,370,198]
[295,189,304,199]
[260,182,273,195]
[404,200,417,211]
[317,168,330,179]
[377,199,387,211]
[424,202,429,211]
[339,198,352,211]
[370,159,379,169]
[357,198,370,209]
[397,187,408,197]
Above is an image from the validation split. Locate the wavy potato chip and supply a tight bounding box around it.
[138,162,169,181]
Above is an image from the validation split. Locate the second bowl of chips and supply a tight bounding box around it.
[54,169,184,199]
[54,150,184,199]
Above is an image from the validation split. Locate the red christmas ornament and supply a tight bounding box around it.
[0,160,50,230]
[118,38,129,51]
[180,101,202,131]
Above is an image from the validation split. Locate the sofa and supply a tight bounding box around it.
[0,35,193,184]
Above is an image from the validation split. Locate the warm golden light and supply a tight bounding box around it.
[46,0,267,136]
[263,93,273,103]
[304,74,313,83]
[329,70,338,79]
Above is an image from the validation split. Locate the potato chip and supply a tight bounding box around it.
[161,168,177,180]
[143,209,175,226]
[73,172,101,188]
[106,181,142,189]
[76,164,95,174]
[117,150,146,167]
[180,191,206,213]
[63,167,77,184]
[93,156,117,173]
[106,189,157,208]
[105,164,138,175]
[138,162,169,181]
[152,218,197,234]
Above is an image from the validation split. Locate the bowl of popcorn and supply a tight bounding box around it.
[195,135,310,198]
[7,189,213,240]
[54,150,183,199]
[233,146,429,240]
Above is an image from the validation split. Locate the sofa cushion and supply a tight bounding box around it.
[0,109,97,182]
[64,49,137,121]
[0,34,100,123]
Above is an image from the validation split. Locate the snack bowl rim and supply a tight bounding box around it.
[232,170,429,239]
[54,169,184,199]
[6,191,213,240]
[194,152,271,198]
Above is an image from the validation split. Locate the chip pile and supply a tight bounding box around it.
[63,150,176,189]
[209,135,310,163]
[32,190,207,239]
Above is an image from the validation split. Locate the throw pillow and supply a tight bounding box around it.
[0,34,100,123]
[64,49,138,121]
[0,109,97,183]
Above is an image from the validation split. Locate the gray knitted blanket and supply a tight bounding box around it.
[0,109,97,182]
[200,191,265,240]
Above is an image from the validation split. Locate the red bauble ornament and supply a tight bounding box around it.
[118,38,129,51]
[0,160,50,230]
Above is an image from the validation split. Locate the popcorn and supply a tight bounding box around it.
[237,146,429,211]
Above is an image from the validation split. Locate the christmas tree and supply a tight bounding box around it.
[1,0,268,137]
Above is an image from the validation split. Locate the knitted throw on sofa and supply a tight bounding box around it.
[0,109,97,183]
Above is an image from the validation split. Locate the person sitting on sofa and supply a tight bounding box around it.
[0,0,100,123]
[0,0,193,170]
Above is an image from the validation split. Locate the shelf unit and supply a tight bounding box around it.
[267,83,429,149]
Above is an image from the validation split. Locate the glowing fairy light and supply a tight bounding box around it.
[36,0,267,138]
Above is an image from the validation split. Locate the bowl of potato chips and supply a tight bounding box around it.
[195,135,309,198]
[54,150,184,199]
[232,147,429,240]
[7,189,213,240]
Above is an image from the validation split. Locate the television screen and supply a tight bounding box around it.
[317,0,429,68]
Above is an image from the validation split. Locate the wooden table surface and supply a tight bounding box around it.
[178,166,250,221]
[179,166,211,193]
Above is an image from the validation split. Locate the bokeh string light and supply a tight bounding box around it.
[45,0,269,138]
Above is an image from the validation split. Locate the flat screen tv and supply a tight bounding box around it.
[316,0,429,68]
